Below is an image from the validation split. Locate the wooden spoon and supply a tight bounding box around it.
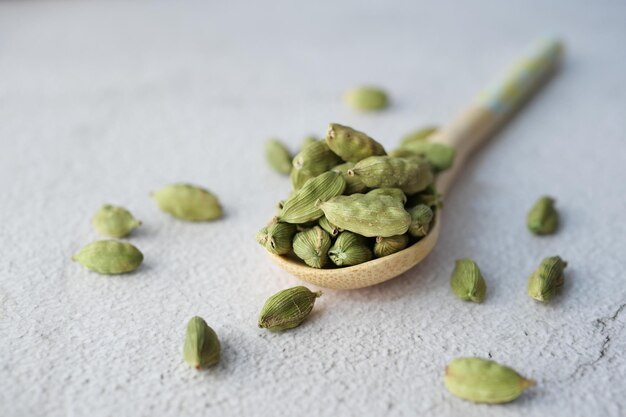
[269,38,563,289]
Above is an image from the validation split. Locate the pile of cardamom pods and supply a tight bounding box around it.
[258,123,455,268]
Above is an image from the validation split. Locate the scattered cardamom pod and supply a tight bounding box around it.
[293,226,332,268]
[91,204,141,238]
[318,215,342,237]
[407,204,434,238]
[72,240,143,274]
[444,357,535,404]
[527,196,559,235]
[399,126,438,146]
[328,231,373,266]
[373,234,409,258]
[278,171,346,224]
[332,162,368,194]
[256,219,297,255]
[367,187,407,204]
[292,140,342,177]
[265,139,292,174]
[326,123,386,162]
[151,183,222,221]
[320,194,411,237]
[450,258,487,303]
[348,156,434,194]
[183,316,220,369]
[397,141,455,171]
[343,86,389,111]
[258,286,322,331]
[527,255,567,302]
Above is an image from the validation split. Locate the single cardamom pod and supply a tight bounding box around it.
[183,316,220,369]
[256,219,297,255]
[527,196,559,235]
[367,188,407,204]
[332,162,368,194]
[278,171,346,224]
[348,156,434,194]
[72,240,143,274]
[373,234,409,258]
[444,357,535,404]
[318,216,342,237]
[407,204,434,238]
[91,204,141,238]
[527,256,567,302]
[151,183,222,221]
[258,286,322,331]
[450,258,487,303]
[399,126,438,146]
[328,231,373,266]
[326,123,386,162]
[396,141,455,172]
[343,86,389,111]
[292,226,332,268]
[292,140,342,176]
[265,139,292,174]
[320,194,411,237]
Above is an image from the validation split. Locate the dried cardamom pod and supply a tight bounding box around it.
[72,240,143,274]
[527,256,567,302]
[399,126,438,146]
[343,86,389,111]
[258,286,322,331]
[293,226,332,268]
[397,141,455,172]
[320,194,411,237]
[325,123,386,162]
[367,188,407,204]
[527,196,559,235]
[183,316,220,369]
[265,139,292,174]
[332,162,368,194]
[151,183,222,221]
[348,156,433,194]
[450,258,487,303]
[328,231,373,266]
[256,219,297,255]
[292,140,341,176]
[373,234,409,258]
[91,204,141,238]
[407,204,434,238]
[278,171,346,224]
[444,357,535,404]
[318,216,342,237]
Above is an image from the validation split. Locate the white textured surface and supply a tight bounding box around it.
[1,1,625,416]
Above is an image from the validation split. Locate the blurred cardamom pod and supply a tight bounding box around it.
[527,255,567,302]
[527,196,559,235]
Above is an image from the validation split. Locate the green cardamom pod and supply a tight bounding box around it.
[256,219,297,255]
[91,204,141,238]
[258,286,322,331]
[348,156,433,194]
[343,86,389,111]
[151,183,222,221]
[183,316,220,369]
[289,167,315,190]
[373,234,409,258]
[397,141,455,172]
[320,194,411,237]
[332,162,368,194]
[292,140,342,176]
[278,171,346,224]
[527,256,567,302]
[399,126,438,146]
[265,139,292,174]
[367,188,407,204]
[318,215,342,237]
[450,259,487,303]
[527,196,559,235]
[292,226,332,268]
[72,240,143,274]
[326,123,386,162]
[328,231,373,266]
[445,357,535,404]
[407,204,434,238]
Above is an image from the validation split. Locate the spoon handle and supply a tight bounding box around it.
[430,38,564,196]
